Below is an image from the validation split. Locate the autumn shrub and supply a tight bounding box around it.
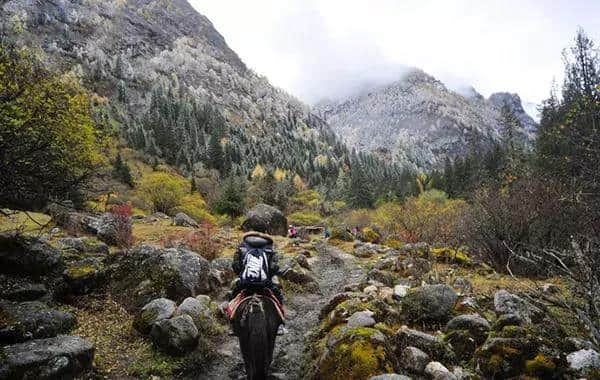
[398,190,468,245]
[137,172,188,214]
[109,204,134,248]
[174,194,216,224]
[163,221,220,260]
[0,44,105,210]
[291,190,322,210]
[462,178,581,274]
[288,209,322,226]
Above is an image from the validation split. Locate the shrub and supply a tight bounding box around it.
[362,227,381,244]
[138,172,188,214]
[163,221,220,260]
[109,204,134,248]
[462,178,581,274]
[0,44,105,210]
[288,210,322,226]
[291,190,322,209]
[174,194,216,224]
[396,190,468,245]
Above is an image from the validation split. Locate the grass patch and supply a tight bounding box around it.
[0,210,52,233]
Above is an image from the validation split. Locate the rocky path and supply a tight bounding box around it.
[199,243,366,380]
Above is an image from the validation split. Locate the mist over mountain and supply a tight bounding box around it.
[314,69,537,170]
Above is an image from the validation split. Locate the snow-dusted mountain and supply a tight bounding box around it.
[315,69,537,170]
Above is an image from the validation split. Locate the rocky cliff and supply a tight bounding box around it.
[315,69,537,170]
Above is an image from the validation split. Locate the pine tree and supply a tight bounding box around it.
[114,152,134,187]
[207,132,224,172]
[215,177,246,219]
[348,163,374,208]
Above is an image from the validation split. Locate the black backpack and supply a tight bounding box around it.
[239,239,273,286]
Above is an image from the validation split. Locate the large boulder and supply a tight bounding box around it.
[0,282,48,302]
[150,314,199,355]
[241,204,287,236]
[173,213,199,228]
[63,258,106,294]
[494,289,544,324]
[401,346,430,374]
[0,335,94,379]
[567,349,600,376]
[0,301,76,344]
[173,296,212,330]
[133,298,177,335]
[402,284,457,322]
[0,234,63,276]
[112,245,212,305]
[78,213,120,245]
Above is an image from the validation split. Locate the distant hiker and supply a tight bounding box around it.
[228,231,286,335]
[288,225,298,238]
[351,226,359,236]
[324,227,331,239]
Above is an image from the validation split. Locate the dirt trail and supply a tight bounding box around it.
[199,243,366,380]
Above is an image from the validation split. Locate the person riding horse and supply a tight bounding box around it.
[229,231,286,335]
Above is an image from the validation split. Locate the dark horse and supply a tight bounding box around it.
[232,290,282,380]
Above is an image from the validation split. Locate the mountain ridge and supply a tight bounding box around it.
[314,68,537,170]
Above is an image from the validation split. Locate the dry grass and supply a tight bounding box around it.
[68,294,167,379]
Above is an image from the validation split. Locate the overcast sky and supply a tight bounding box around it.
[191,0,600,112]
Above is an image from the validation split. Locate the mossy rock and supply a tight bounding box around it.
[63,258,105,295]
[312,327,396,380]
[444,330,478,363]
[430,247,471,265]
[330,227,354,242]
[362,227,381,244]
[525,353,557,378]
[475,337,539,378]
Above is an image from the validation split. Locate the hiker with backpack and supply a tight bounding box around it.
[228,231,286,335]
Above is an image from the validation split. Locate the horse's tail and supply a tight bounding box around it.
[238,297,275,380]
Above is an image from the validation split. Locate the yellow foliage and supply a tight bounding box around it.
[174,194,215,224]
[314,154,328,167]
[273,168,288,182]
[362,227,381,243]
[288,210,322,226]
[291,190,322,208]
[137,172,188,214]
[251,164,266,179]
[293,174,306,191]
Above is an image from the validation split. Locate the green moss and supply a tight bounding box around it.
[133,308,159,334]
[430,247,471,265]
[525,354,556,377]
[319,339,389,380]
[488,354,504,373]
[128,345,181,378]
[65,265,97,279]
[383,239,404,250]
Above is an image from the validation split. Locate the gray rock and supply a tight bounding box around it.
[346,310,376,328]
[150,314,199,355]
[57,237,109,255]
[374,257,396,270]
[133,298,177,335]
[453,277,473,294]
[63,258,106,294]
[294,254,310,270]
[368,269,395,287]
[565,337,595,351]
[241,204,287,236]
[281,263,316,285]
[96,213,120,245]
[0,234,63,276]
[0,301,76,344]
[401,346,430,374]
[446,314,490,343]
[492,313,523,331]
[173,212,199,228]
[393,285,410,299]
[354,244,378,258]
[494,289,544,323]
[396,257,431,278]
[0,335,94,379]
[174,297,212,329]
[1,283,48,302]
[424,361,457,380]
[567,349,600,375]
[369,375,412,380]
[113,245,212,305]
[402,284,457,322]
[394,326,451,360]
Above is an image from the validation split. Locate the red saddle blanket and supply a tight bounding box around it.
[225,289,285,323]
